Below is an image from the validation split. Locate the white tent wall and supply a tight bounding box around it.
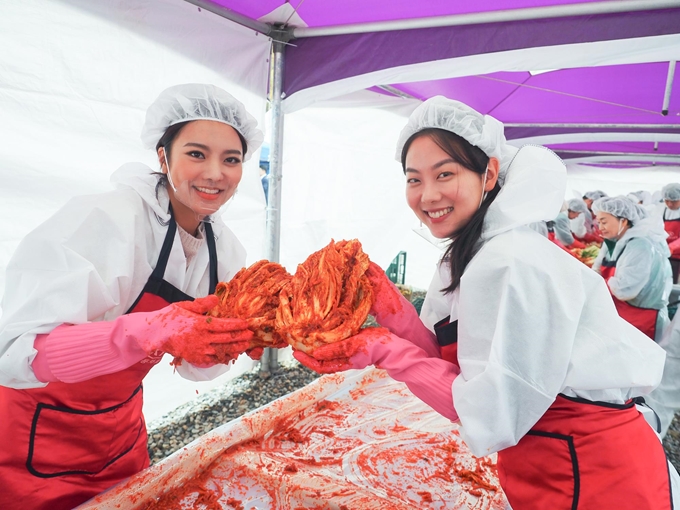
[279,91,442,290]
[566,163,680,199]
[0,0,270,422]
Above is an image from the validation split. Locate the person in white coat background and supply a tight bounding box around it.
[294,96,678,510]
[660,183,680,283]
[592,196,672,342]
[0,84,263,510]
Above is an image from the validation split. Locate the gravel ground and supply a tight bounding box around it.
[146,360,320,465]
[664,414,680,472]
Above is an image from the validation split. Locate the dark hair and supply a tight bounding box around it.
[401,128,500,293]
[155,121,249,163]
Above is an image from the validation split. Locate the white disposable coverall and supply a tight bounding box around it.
[0,163,246,389]
[646,314,680,438]
[420,145,667,458]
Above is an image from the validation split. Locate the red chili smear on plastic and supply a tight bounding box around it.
[132,373,503,509]
[141,457,225,509]
[226,498,244,510]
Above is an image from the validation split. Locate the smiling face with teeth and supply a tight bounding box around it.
[404,133,498,239]
[158,120,244,234]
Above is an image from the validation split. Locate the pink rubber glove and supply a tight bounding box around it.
[294,327,460,421]
[366,262,440,358]
[33,295,253,384]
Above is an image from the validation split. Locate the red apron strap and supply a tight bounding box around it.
[433,316,459,366]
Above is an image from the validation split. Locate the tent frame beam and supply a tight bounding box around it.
[663,61,677,116]
[505,123,680,129]
[183,0,272,35]
[556,149,680,158]
[292,0,680,38]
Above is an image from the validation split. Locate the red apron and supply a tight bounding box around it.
[0,210,218,510]
[663,209,680,283]
[497,395,673,510]
[435,318,673,509]
[599,250,659,340]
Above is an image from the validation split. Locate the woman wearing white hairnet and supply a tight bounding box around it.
[582,189,607,212]
[0,84,264,509]
[660,183,680,282]
[592,196,673,342]
[294,96,677,509]
[567,197,603,244]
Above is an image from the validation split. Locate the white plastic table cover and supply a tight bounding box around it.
[78,368,508,509]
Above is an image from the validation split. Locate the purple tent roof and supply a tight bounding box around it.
[205,0,680,167]
[387,63,679,125]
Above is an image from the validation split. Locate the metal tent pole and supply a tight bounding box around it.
[663,61,677,116]
[260,27,290,377]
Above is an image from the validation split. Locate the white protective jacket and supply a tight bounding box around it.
[645,314,680,438]
[0,163,246,389]
[420,146,666,457]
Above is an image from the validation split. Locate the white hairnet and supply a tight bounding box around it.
[592,196,648,224]
[627,190,652,205]
[141,83,264,161]
[567,198,589,215]
[583,190,608,201]
[395,96,518,184]
[662,183,680,201]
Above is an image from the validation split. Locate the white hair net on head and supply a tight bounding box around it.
[141,83,264,161]
[592,196,648,223]
[627,190,652,205]
[395,96,518,185]
[567,198,589,215]
[583,190,607,201]
[662,183,680,201]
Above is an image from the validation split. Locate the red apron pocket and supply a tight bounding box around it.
[497,431,578,510]
[27,385,144,477]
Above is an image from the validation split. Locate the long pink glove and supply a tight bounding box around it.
[366,262,440,358]
[32,295,253,384]
[294,327,460,421]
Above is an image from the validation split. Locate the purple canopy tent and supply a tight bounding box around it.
[187,0,680,371]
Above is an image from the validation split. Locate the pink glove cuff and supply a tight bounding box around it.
[37,320,148,384]
[369,337,460,422]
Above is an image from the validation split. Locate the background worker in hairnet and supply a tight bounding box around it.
[660,183,680,283]
[294,96,679,509]
[567,197,603,244]
[582,189,607,213]
[0,83,263,510]
[592,196,672,342]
